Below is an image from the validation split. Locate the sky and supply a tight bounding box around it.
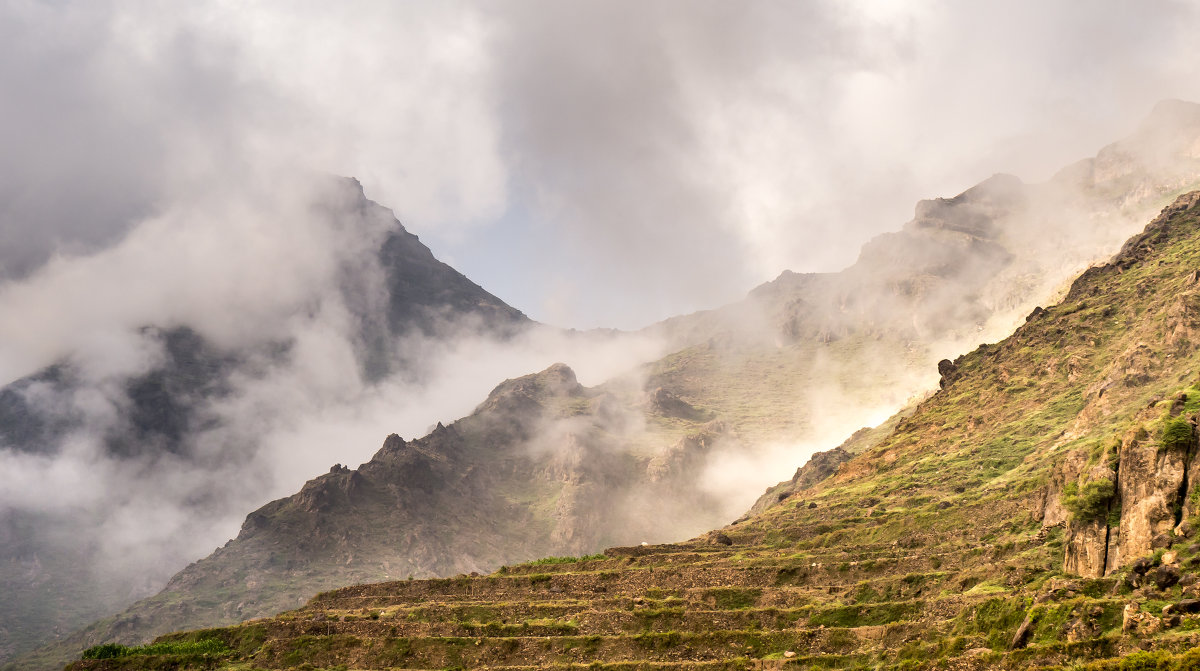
[4,0,1200,331]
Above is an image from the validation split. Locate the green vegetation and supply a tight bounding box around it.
[1161,417,1194,451]
[1062,479,1117,522]
[523,554,606,566]
[82,638,230,659]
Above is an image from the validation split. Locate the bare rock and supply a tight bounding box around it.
[644,387,704,420]
[1155,564,1181,590]
[1009,613,1034,650]
[1116,424,1189,565]
[707,531,734,546]
[1123,602,1140,633]
[938,359,959,389]
[1132,557,1154,575]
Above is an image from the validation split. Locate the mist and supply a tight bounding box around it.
[8,0,1200,661]
[6,2,1200,329]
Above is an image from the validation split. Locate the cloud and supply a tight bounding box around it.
[6,1,1200,329]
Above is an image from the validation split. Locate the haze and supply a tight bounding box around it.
[3,1,1200,331]
[6,1,1200,663]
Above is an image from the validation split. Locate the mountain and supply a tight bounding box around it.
[0,177,531,663]
[638,101,1200,449]
[66,190,1200,669]
[19,102,1200,671]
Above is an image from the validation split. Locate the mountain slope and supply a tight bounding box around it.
[23,102,1200,671]
[641,100,1200,449]
[69,191,1200,670]
[0,177,531,663]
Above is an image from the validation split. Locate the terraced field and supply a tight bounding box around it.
[60,505,1200,670]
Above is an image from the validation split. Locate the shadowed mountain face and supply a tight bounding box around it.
[32,362,740,664]
[21,102,1200,671]
[0,178,531,663]
[58,191,1200,671]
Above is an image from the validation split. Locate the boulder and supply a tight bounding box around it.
[1155,565,1181,590]
[1009,613,1034,650]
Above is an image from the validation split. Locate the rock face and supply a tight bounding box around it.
[1115,425,1191,564]
[747,445,852,515]
[39,364,738,661]
[1062,459,1119,579]
[1055,195,1200,577]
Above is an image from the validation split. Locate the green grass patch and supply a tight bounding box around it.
[82,638,231,660]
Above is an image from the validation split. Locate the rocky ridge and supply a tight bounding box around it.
[65,190,1200,670]
[0,177,532,663]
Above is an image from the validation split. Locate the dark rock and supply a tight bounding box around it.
[708,532,733,546]
[1152,533,1175,549]
[1163,599,1200,616]
[1009,613,1034,650]
[1132,557,1154,575]
[808,502,818,509]
[1025,306,1046,322]
[1155,565,1181,590]
[938,359,959,389]
[645,387,705,420]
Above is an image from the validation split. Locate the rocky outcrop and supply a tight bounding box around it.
[645,423,726,484]
[1062,462,1118,579]
[1115,424,1192,564]
[748,446,852,515]
[937,358,960,389]
[644,387,706,421]
[1060,410,1198,577]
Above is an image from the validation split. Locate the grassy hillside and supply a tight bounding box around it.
[58,194,1200,668]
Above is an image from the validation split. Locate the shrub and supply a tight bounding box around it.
[1062,478,1115,522]
[1161,418,1194,452]
[82,643,129,660]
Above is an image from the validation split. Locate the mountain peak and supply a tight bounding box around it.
[476,363,582,416]
[1141,98,1200,133]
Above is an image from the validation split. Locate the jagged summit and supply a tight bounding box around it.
[476,363,583,413]
[0,176,535,664]
[906,172,1025,238]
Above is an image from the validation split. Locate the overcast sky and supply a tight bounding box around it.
[4,0,1200,330]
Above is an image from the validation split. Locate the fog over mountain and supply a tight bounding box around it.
[6,2,1200,329]
[7,0,1200,665]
